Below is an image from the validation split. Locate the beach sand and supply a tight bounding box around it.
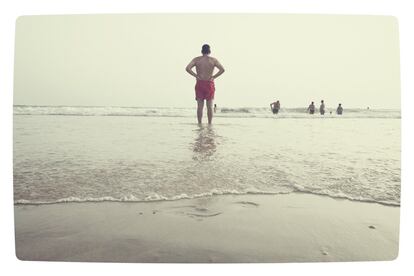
[14,193,399,263]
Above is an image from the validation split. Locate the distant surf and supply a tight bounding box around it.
[13,105,401,119]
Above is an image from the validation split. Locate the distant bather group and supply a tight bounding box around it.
[270,100,343,115]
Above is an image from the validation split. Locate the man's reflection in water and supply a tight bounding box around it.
[192,125,217,161]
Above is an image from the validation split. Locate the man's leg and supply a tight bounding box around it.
[197,100,204,124]
[206,100,213,124]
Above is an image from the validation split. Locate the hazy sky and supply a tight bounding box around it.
[14,14,400,108]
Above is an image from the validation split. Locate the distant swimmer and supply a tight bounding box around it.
[214,104,217,113]
[320,100,325,115]
[307,101,315,114]
[270,100,280,114]
[336,103,343,115]
[186,44,225,124]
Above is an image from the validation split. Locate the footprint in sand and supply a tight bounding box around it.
[185,206,222,219]
[186,212,222,218]
[235,201,260,207]
[170,205,197,209]
[167,205,222,219]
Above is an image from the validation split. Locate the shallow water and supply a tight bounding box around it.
[13,107,401,205]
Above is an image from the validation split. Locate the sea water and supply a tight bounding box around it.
[13,106,401,206]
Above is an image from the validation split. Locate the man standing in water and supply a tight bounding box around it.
[337,103,343,115]
[320,100,325,115]
[186,44,225,124]
[307,101,316,114]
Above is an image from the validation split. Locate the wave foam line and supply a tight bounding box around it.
[291,184,400,207]
[14,189,290,205]
[14,188,399,207]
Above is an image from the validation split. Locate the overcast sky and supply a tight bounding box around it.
[14,14,400,108]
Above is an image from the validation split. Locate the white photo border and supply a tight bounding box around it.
[1,0,412,275]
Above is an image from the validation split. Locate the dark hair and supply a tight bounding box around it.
[201,44,211,55]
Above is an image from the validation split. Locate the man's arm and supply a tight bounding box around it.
[185,58,199,79]
[212,59,225,80]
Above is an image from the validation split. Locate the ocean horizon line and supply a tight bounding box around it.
[13,104,401,110]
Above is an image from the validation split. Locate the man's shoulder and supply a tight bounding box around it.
[193,56,218,64]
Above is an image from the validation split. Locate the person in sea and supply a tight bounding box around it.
[307,101,316,114]
[186,44,225,124]
[320,100,325,115]
[214,104,217,113]
[270,100,280,114]
[337,103,343,115]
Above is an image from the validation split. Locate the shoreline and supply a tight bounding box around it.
[14,193,400,263]
[13,191,401,207]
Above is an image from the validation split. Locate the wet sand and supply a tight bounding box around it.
[14,193,399,263]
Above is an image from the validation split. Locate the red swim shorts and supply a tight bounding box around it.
[195,80,215,101]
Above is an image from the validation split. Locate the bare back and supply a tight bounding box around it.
[194,56,215,80]
[186,53,225,83]
[193,56,222,81]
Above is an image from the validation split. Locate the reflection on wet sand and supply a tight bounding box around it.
[192,125,217,161]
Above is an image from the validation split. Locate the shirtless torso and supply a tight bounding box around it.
[186,55,224,81]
